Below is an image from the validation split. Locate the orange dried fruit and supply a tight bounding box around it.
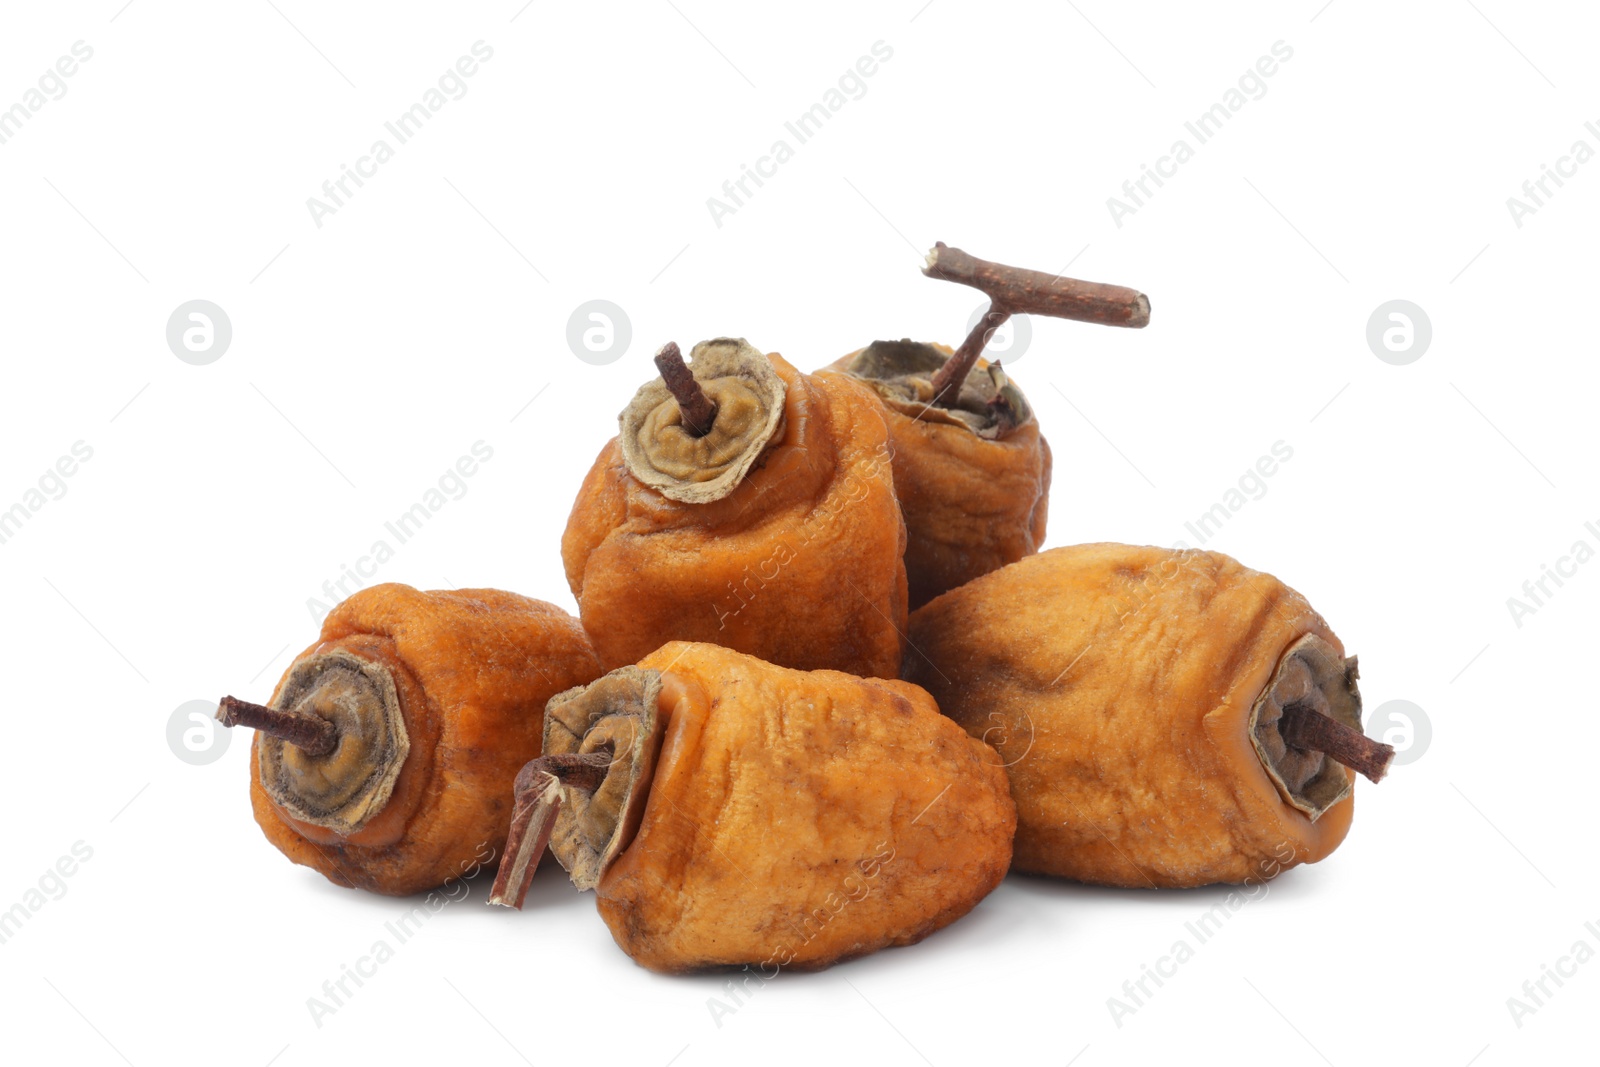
[217,584,602,896]
[489,642,1015,974]
[826,244,1149,608]
[562,338,908,678]
[903,544,1392,888]
[827,339,1053,610]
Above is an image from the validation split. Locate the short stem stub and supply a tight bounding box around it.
[1279,703,1394,783]
[923,242,1151,405]
[653,341,718,437]
[487,752,614,910]
[217,695,338,757]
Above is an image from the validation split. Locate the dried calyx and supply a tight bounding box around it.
[488,667,662,908]
[843,243,1150,439]
[843,339,1035,439]
[217,649,410,835]
[618,338,786,504]
[1249,634,1393,820]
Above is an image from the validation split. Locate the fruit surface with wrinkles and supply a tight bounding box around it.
[563,352,908,678]
[250,584,602,895]
[591,642,1015,972]
[826,341,1050,609]
[904,544,1361,888]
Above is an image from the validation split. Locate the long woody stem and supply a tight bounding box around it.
[1279,704,1394,783]
[923,242,1150,405]
[216,695,339,756]
[654,341,718,437]
[487,752,614,910]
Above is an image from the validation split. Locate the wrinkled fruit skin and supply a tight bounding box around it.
[828,348,1051,610]
[597,642,1015,973]
[904,544,1355,888]
[251,584,602,895]
[887,405,1051,611]
[562,354,909,678]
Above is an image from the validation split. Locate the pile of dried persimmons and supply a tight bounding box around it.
[217,244,1392,974]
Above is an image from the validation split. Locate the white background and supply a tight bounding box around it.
[1,2,1595,1064]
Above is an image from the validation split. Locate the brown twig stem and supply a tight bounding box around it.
[1279,703,1395,783]
[216,695,338,757]
[653,341,718,437]
[923,242,1151,404]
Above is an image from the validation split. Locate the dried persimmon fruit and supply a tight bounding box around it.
[217,584,602,896]
[903,544,1393,889]
[825,244,1149,608]
[562,338,908,678]
[489,642,1015,974]
[827,338,1053,611]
